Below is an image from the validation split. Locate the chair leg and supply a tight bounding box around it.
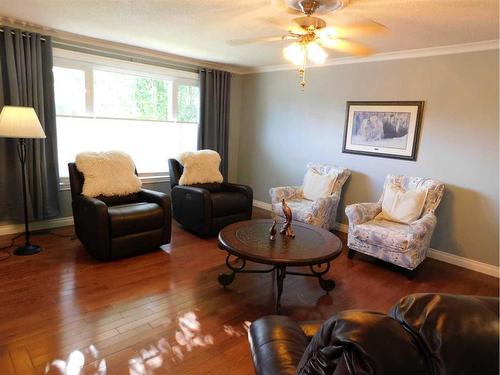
[347,249,356,259]
[403,268,416,280]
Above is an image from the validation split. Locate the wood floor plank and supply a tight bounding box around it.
[0,208,497,374]
[0,346,16,375]
[9,346,35,375]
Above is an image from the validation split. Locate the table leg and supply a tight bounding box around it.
[218,253,275,287]
[276,266,286,314]
[218,254,245,287]
[285,262,336,293]
[312,263,336,292]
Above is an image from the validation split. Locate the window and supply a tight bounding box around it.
[53,49,200,183]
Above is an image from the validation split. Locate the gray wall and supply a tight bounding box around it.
[237,50,499,266]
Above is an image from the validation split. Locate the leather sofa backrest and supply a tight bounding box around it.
[296,293,499,375]
[68,162,140,206]
[168,159,183,189]
[390,293,499,375]
[296,310,430,375]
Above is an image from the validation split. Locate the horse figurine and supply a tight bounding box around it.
[269,219,277,241]
[279,199,295,238]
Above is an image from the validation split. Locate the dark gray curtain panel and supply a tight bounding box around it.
[198,69,231,180]
[0,27,59,220]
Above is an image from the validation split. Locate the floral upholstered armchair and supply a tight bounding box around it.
[345,175,445,272]
[269,163,350,230]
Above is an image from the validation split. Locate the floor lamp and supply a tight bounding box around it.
[0,106,46,256]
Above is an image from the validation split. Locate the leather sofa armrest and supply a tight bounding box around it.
[171,185,212,235]
[171,185,211,204]
[138,188,169,205]
[72,195,111,260]
[249,315,309,375]
[138,189,172,245]
[222,182,253,201]
[73,195,108,214]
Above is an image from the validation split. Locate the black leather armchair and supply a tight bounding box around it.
[249,293,499,375]
[168,159,253,236]
[68,163,172,260]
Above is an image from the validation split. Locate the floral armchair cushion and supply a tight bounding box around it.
[269,164,350,230]
[379,175,444,215]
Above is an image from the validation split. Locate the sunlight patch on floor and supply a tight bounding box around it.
[46,346,106,375]
[45,312,251,374]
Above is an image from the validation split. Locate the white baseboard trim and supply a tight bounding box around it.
[426,248,499,278]
[253,200,272,211]
[335,222,349,233]
[0,216,74,236]
[253,199,499,278]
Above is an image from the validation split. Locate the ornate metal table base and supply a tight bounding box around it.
[218,254,336,313]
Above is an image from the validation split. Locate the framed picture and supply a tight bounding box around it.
[342,101,424,161]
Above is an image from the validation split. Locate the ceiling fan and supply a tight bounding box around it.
[230,0,387,89]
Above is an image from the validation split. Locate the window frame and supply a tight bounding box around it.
[53,48,200,189]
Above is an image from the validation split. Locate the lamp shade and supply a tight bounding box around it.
[0,106,46,139]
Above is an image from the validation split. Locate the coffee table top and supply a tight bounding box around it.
[218,219,342,266]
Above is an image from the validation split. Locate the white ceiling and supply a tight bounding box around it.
[0,0,498,69]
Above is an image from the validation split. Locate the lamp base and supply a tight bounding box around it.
[14,244,41,256]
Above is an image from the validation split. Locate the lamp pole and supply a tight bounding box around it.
[14,138,40,254]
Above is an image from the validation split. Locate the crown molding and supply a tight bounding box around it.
[242,39,500,74]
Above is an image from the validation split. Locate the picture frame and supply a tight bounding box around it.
[342,101,424,161]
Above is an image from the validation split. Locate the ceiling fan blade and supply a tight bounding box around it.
[318,21,388,38]
[228,35,294,46]
[319,38,374,56]
[260,16,308,35]
[270,0,304,15]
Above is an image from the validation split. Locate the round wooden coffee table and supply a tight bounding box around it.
[218,219,342,313]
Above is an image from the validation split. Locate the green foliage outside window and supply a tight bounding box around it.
[56,68,198,123]
[177,85,200,123]
[133,78,170,121]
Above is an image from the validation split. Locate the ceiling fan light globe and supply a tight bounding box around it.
[307,42,328,64]
[283,43,305,66]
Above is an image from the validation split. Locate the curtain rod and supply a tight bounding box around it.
[53,40,199,74]
[0,27,48,41]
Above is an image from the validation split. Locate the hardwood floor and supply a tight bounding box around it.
[0,207,497,374]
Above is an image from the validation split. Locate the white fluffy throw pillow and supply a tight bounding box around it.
[75,151,142,197]
[302,169,337,201]
[178,150,223,185]
[376,184,427,224]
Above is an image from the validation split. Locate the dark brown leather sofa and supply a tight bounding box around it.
[249,293,499,375]
[68,163,171,260]
[168,159,253,236]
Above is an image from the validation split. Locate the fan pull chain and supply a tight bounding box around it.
[300,45,307,91]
